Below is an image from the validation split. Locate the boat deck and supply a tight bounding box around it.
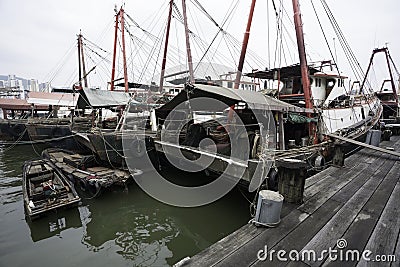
[180,135,400,266]
[45,149,133,191]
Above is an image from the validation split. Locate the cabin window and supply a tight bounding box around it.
[241,84,245,89]
[309,78,314,85]
[315,78,322,87]
[227,82,233,88]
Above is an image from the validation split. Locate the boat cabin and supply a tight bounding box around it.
[247,62,348,108]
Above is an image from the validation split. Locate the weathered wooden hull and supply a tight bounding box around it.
[0,119,79,149]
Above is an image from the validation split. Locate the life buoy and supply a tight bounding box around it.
[130,138,146,158]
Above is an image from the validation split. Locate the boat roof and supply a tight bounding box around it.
[76,88,132,109]
[0,98,49,110]
[156,83,313,119]
[27,92,76,107]
[245,64,320,79]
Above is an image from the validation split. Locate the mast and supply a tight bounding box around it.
[120,8,129,93]
[79,33,88,88]
[110,9,120,91]
[182,0,194,84]
[77,34,82,89]
[234,0,257,89]
[159,0,174,93]
[110,8,129,92]
[292,0,313,109]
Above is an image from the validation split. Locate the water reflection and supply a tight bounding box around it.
[79,183,180,266]
[78,170,250,265]
[26,208,82,242]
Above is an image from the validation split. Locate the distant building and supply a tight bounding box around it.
[8,74,17,88]
[39,82,51,93]
[30,79,39,92]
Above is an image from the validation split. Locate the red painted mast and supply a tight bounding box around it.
[110,9,120,91]
[159,0,174,93]
[292,0,316,143]
[110,8,129,92]
[234,0,256,89]
[292,0,313,109]
[182,0,194,84]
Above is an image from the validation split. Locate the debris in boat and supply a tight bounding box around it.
[42,148,142,197]
[22,159,81,220]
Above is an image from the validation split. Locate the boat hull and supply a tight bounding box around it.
[22,159,81,220]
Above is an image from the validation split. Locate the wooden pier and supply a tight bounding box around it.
[179,135,400,266]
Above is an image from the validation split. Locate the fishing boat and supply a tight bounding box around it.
[131,0,384,206]
[22,159,81,220]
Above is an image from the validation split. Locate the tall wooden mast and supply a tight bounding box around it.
[292,0,316,143]
[110,9,119,91]
[77,34,82,89]
[159,0,174,93]
[182,0,194,84]
[110,7,129,92]
[120,8,129,93]
[234,0,257,89]
[78,33,88,88]
[292,0,313,109]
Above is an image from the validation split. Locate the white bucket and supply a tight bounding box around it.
[254,190,284,227]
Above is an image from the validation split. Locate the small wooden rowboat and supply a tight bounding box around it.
[22,159,81,220]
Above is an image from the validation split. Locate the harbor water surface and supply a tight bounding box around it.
[0,144,250,266]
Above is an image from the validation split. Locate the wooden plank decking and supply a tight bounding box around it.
[180,135,400,267]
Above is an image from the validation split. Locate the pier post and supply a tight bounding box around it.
[277,167,306,204]
[276,159,308,204]
[332,144,345,167]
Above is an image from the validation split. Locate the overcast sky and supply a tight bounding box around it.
[0,0,398,89]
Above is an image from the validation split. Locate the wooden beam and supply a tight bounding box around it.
[327,133,400,158]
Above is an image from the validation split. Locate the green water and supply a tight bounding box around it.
[0,144,251,266]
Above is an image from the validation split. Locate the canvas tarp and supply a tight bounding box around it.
[76,88,131,109]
